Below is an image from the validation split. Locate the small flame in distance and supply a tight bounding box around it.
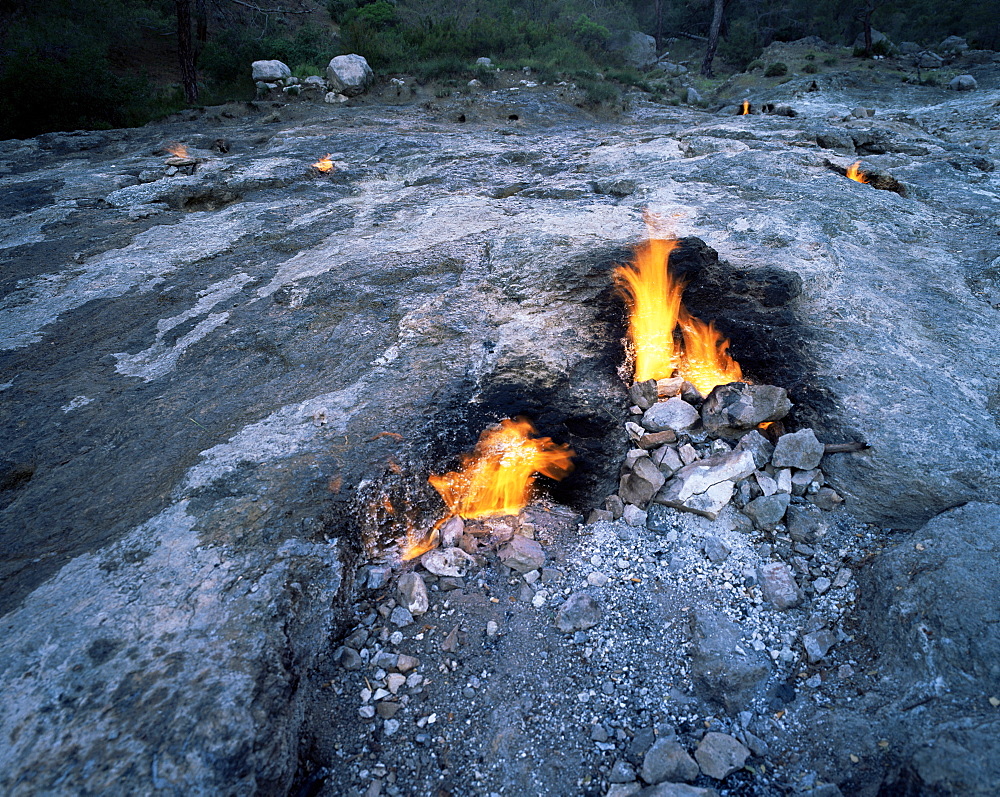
[846,161,868,184]
[428,418,575,521]
[616,235,743,396]
[741,100,750,115]
[165,142,189,159]
[313,154,335,173]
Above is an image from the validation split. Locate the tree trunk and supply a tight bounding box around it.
[700,0,728,77]
[860,0,875,55]
[176,0,199,104]
[655,0,663,51]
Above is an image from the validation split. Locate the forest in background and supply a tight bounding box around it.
[0,0,997,139]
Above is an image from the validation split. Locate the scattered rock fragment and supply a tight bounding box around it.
[736,430,774,469]
[609,759,637,783]
[439,516,464,548]
[642,737,700,784]
[786,504,827,543]
[757,562,803,610]
[694,732,750,780]
[498,535,546,573]
[629,380,658,410]
[555,591,602,633]
[638,784,721,797]
[641,398,700,432]
[701,383,791,437]
[689,609,772,714]
[623,504,648,527]
[771,429,825,470]
[421,546,476,577]
[802,628,838,663]
[396,572,429,616]
[743,493,790,530]
[620,457,667,506]
[389,606,414,627]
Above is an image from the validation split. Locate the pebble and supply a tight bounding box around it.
[389,606,414,627]
[587,571,609,587]
[555,592,603,633]
[386,673,406,694]
[486,620,499,637]
[359,705,376,719]
[396,572,429,616]
[608,760,636,783]
[383,718,400,736]
[694,732,750,780]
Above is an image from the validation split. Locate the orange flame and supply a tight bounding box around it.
[428,418,574,520]
[616,235,743,396]
[741,100,750,115]
[400,519,442,561]
[165,142,189,158]
[677,306,743,397]
[615,238,685,383]
[846,162,868,184]
[313,154,334,173]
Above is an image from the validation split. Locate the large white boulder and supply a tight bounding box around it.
[251,59,291,82]
[325,54,375,97]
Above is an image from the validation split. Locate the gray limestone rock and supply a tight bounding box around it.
[609,759,637,783]
[396,571,429,616]
[251,59,291,82]
[694,732,750,780]
[629,379,658,410]
[657,479,735,521]
[949,74,978,91]
[771,429,825,470]
[701,383,791,437]
[809,487,843,511]
[786,504,827,543]
[389,605,414,626]
[743,493,790,530]
[439,515,464,548]
[606,495,626,519]
[645,503,675,533]
[653,445,684,476]
[736,430,775,469]
[555,591,602,633]
[642,737,700,784]
[421,547,477,577]
[757,562,802,610]
[703,536,730,563]
[937,35,969,55]
[638,784,721,797]
[623,504,648,527]
[858,502,1000,695]
[620,456,667,506]
[587,508,614,524]
[689,609,772,715]
[641,398,700,433]
[498,535,545,573]
[607,30,658,70]
[802,628,837,663]
[325,54,375,96]
[655,450,755,506]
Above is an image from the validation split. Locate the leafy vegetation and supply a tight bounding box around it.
[1,0,998,138]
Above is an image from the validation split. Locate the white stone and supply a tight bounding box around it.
[326,54,375,97]
[251,60,291,82]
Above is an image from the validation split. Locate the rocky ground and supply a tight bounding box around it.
[2,42,1000,795]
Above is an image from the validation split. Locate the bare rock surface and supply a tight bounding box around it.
[1,55,1000,796]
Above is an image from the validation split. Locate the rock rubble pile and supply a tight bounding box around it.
[602,379,843,533]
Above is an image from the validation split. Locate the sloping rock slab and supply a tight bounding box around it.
[0,506,351,795]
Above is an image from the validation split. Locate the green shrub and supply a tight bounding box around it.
[746,59,764,71]
[805,52,816,60]
[764,62,788,77]
[823,57,837,66]
[803,62,819,73]
[577,78,619,106]
[571,14,611,52]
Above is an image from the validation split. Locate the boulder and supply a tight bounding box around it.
[858,502,1000,695]
[326,54,375,97]
[852,28,893,53]
[949,74,978,91]
[915,50,944,68]
[686,87,703,105]
[252,59,291,82]
[607,31,658,70]
[937,35,969,55]
[619,456,666,506]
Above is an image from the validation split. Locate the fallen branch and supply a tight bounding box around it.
[824,441,869,454]
[672,31,709,43]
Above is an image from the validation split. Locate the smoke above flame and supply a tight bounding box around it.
[846,161,868,184]
[429,418,575,521]
[616,235,743,396]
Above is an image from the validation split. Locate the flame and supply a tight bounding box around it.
[615,238,685,383]
[313,154,334,173]
[677,306,743,397]
[846,162,868,184]
[165,142,189,158]
[400,521,441,561]
[428,418,574,520]
[616,234,743,396]
[741,100,750,115]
